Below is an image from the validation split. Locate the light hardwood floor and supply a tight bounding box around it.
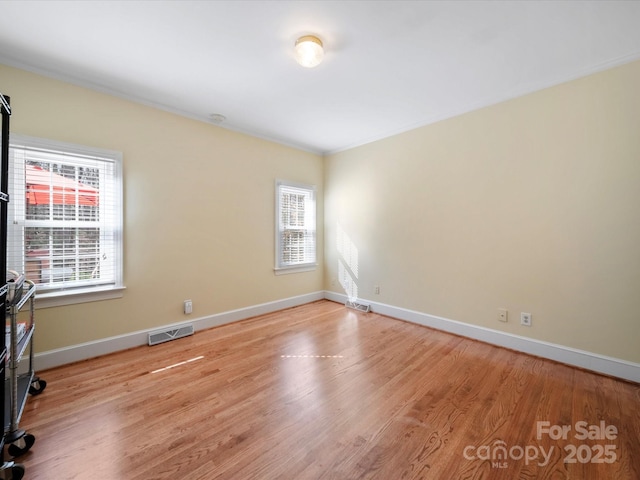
[16,300,640,479]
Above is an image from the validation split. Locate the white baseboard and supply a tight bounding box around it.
[324,291,640,384]
[34,289,640,384]
[34,291,325,371]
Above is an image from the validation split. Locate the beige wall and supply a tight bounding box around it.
[1,64,324,352]
[3,59,639,365]
[325,60,640,364]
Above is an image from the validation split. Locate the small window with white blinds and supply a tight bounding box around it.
[275,180,316,273]
[8,134,123,300]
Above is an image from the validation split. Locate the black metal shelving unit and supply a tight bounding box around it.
[0,93,25,480]
[5,277,45,458]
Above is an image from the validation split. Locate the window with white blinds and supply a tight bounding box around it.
[275,180,316,273]
[7,135,123,298]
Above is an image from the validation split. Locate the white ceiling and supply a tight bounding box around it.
[1,1,640,155]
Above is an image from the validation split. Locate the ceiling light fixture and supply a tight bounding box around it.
[294,35,324,68]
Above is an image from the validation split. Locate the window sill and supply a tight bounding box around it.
[274,264,317,275]
[34,285,126,309]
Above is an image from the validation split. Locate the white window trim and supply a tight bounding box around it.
[9,134,124,307]
[35,285,126,309]
[274,264,317,275]
[274,179,317,274]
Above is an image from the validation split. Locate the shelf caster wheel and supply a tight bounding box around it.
[0,462,25,480]
[12,464,25,480]
[29,377,47,396]
[7,434,35,458]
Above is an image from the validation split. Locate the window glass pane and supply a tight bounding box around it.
[25,227,101,285]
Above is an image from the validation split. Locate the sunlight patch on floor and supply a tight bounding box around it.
[151,355,204,374]
[280,355,344,358]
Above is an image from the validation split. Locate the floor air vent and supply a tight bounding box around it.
[148,324,194,346]
[346,300,371,313]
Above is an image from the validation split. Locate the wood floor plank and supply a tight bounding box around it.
[14,300,640,479]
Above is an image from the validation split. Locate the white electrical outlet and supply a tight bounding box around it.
[521,312,532,326]
[374,285,380,295]
[184,300,193,315]
[497,308,508,323]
